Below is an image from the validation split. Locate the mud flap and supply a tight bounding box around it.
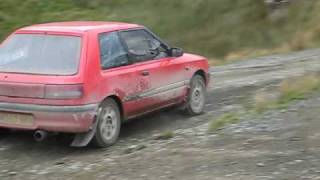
[70,119,98,147]
[70,107,101,147]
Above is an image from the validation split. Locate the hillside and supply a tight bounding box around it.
[0,0,319,62]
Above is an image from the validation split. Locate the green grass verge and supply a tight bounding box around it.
[208,73,320,132]
[208,112,241,132]
[254,74,320,113]
[155,131,175,140]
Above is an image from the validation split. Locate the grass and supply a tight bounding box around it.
[253,74,320,113]
[208,73,320,132]
[1,0,320,62]
[208,112,241,132]
[155,131,175,140]
[278,74,320,102]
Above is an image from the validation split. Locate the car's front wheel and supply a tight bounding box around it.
[92,99,121,148]
[184,75,206,115]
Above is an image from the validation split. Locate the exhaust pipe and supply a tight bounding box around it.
[33,130,48,142]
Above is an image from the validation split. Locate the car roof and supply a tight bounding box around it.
[17,21,143,34]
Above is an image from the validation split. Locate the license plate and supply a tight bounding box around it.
[0,112,34,127]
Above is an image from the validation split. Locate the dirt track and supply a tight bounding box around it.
[0,49,320,180]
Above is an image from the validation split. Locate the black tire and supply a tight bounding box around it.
[0,128,9,133]
[92,98,121,148]
[0,128,10,137]
[184,75,206,115]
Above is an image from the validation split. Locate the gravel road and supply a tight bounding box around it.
[0,49,320,180]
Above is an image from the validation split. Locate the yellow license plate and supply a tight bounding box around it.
[0,112,34,127]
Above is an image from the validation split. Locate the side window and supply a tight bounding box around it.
[99,32,129,70]
[119,30,168,63]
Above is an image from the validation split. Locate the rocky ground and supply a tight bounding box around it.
[0,49,320,180]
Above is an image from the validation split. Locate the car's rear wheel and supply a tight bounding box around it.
[0,128,10,135]
[184,75,206,115]
[92,98,121,148]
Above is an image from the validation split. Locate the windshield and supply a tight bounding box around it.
[0,34,81,75]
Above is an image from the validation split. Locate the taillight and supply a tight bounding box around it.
[44,84,83,99]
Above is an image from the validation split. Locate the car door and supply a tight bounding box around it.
[119,29,187,116]
[98,31,148,117]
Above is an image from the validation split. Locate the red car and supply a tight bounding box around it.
[0,21,209,147]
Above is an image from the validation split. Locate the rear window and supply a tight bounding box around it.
[0,34,81,75]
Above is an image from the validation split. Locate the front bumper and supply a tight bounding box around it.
[0,102,98,133]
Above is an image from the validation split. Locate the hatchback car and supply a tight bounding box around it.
[0,21,209,147]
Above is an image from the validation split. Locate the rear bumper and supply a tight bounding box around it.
[0,102,98,133]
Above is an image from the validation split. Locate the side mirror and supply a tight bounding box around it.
[170,47,184,57]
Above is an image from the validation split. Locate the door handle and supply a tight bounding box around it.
[141,70,150,76]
